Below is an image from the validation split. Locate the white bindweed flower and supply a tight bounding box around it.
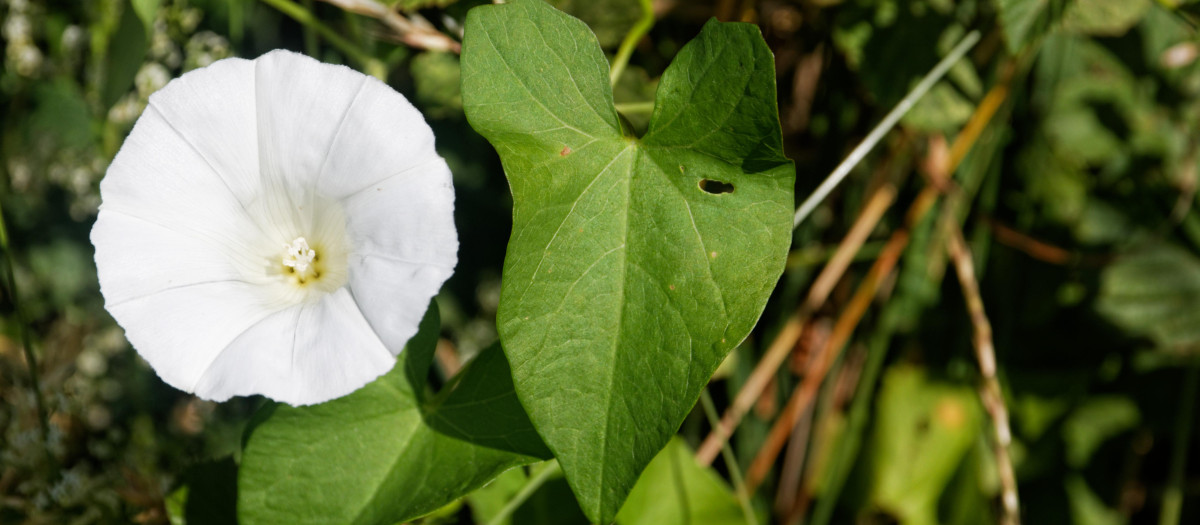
[92,50,457,406]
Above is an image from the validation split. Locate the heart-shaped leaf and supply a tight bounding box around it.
[238,304,551,524]
[616,438,751,525]
[462,1,794,520]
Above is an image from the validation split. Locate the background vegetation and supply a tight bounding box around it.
[4,0,1200,523]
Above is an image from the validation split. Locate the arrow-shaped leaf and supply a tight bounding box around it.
[462,1,794,520]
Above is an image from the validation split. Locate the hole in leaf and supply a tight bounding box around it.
[699,179,735,195]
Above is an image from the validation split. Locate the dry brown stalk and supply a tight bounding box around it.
[737,84,1007,490]
[695,182,898,466]
[945,225,1020,525]
[435,338,461,377]
[744,185,938,492]
[319,0,462,53]
[948,85,1009,171]
[698,70,1013,513]
[987,219,1074,265]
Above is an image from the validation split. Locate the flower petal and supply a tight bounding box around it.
[145,57,260,206]
[253,50,442,200]
[343,160,457,353]
[253,50,370,196]
[312,70,441,199]
[97,79,265,276]
[192,288,395,405]
[106,281,276,393]
[92,211,250,306]
[94,49,458,406]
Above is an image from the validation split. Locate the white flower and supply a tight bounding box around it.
[91,50,458,406]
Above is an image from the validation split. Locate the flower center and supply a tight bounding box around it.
[240,188,350,307]
[282,237,317,275]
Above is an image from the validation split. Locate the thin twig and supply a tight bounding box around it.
[808,302,902,525]
[745,186,938,492]
[785,343,868,523]
[318,0,461,53]
[793,30,980,228]
[986,219,1075,265]
[773,339,825,518]
[1160,360,1199,525]
[260,0,388,77]
[786,240,887,269]
[0,202,47,448]
[948,84,1009,173]
[945,225,1020,525]
[321,0,460,52]
[609,0,655,86]
[696,182,898,466]
[485,461,560,525]
[699,389,758,525]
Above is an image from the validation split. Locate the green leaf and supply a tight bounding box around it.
[131,0,161,32]
[996,0,1050,53]
[238,304,551,525]
[411,51,463,120]
[1066,474,1126,525]
[1062,396,1139,467]
[869,365,982,525]
[1063,0,1151,36]
[466,467,530,525]
[167,457,239,525]
[1097,244,1200,350]
[901,81,974,133]
[615,437,749,525]
[102,3,148,109]
[461,1,793,521]
[30,79,94,151]
[549,0,643,48]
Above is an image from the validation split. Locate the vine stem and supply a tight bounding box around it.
[485,461,560,525]
[1161,361,1199,525]
[614,101,655,115]
[793,30,980,228]
[699,388,758,525]
[0,202,48,445]
[609,0,654,87]
[258,0,387,79]
[945,225,1020,525]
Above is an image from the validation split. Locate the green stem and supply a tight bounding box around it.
[614,101,655,115]
[1161,361,1199,525]
[701,388,758,525]
[259,0,386,78]
[486,460,560,525]
[302,0,319,57]
[229,0,245,46]
[609,0,654,87]
[0,203,48,446]
[793,30,981,228]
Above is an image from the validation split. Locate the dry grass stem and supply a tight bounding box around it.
[319,0,462,52]
[695,182,898,465]
[744,186,935,492]
[945,226,1021,525]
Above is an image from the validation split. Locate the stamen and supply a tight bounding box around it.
[282,237,317,273]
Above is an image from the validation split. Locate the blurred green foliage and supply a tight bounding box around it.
[5,0,1200,523]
